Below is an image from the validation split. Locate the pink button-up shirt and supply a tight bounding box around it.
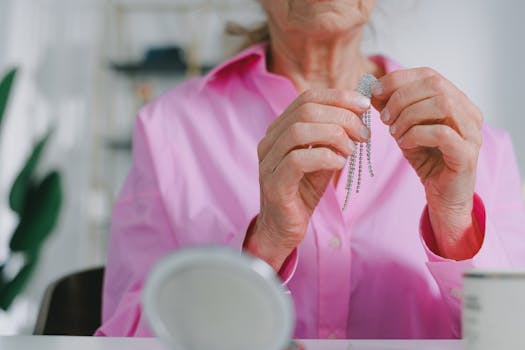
[96,44,525,339]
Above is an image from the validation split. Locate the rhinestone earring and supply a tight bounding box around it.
[342,74,377,211]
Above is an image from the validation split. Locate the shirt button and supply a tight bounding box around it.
[328,236,342,249]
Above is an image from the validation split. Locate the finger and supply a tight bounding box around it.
[389,97,452,140]
[379,74,453,126]
[271,147,347,190]
[389,95,466,138]
[258,103,369,161]
[397,124,473,168]
[389,95,482,146]
[266,89,371,137]
[372,67,438,101]
[260,122,356,174]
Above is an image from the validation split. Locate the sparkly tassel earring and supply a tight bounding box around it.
[342,74,377,211]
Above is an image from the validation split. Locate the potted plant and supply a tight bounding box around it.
[0,68,63,311]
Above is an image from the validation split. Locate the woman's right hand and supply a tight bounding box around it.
[243,89,372,272]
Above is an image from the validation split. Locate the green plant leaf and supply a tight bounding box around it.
[0,68,17,132]
[9,171,63,254]
[0,264,6,287]
[8,133,51,215]
[0,257,37,311]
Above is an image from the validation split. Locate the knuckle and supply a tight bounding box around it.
[318,147,330,158]
[265,121,276,136]
[259,162,270,180]
[332,124,346,140]
[288,123,305,143]
[462,102,484,130]
[259,165,267,179]
[477,133,483,147]
[334,109,346,127]
[297,102,319,121]
[420,66,437,77]
[437,125,453,139]
[436,95,454,114]
[477,110,484,123]
[470,129,483,147]
[299,89,318,104]
[467,145,480,164]
[257,139,266,159]
[476,115,484,129]
[287,150,303,168]
[325,150,341,166]
[316,149,330,167]
[390,89,404,108]
[474,106,484,125]
[339,109,355,128]
[338,90,354,104]
[428,74,447,91]
[474,135,483,148]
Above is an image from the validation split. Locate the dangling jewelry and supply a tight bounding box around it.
[342,74,377,211]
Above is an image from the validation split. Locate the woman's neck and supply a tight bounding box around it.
[267,27,378,92]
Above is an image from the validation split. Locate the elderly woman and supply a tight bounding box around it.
[96,0,525,339]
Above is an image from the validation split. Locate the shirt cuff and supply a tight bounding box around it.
[242,215,298,286]
[419,193,486,262]
[278,247,298,285]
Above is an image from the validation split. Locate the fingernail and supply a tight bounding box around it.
[380,109,390,123]
[360,126,371,140]
[338,155,348,166]
[355,94,371,109]
[372,82,383,96]
[348,140,356,153]
[389,125,397,135]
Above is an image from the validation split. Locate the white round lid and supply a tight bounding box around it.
[143,247,295,350]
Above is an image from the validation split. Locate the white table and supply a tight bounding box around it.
[0,336,463,350]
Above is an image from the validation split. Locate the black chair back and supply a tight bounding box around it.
[34,267,105,335]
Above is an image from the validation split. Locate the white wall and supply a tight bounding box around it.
[0,2,8,69]
[364,0,525,176]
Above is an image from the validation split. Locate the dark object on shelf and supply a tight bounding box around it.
[110,46,212,75]
[105,137,132,152]
[34,267,105,336]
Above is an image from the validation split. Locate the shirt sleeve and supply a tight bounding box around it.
[95,114,177,337]
[95,111,268,337]
[418,132,525,337]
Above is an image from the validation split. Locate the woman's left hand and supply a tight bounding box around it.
[371,67,483,260]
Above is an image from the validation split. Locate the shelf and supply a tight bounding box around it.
[105,138,132,152]
[109,45,214,77]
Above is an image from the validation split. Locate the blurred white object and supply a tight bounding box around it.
[463,269,525,350]
[143,247,294,350]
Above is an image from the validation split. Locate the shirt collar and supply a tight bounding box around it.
[198,43,268,91]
